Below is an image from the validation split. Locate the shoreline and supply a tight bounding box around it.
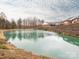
[36,26,79,38]
[0,29,54,59]
[0,27,78,59]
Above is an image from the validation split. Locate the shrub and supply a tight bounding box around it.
[0,44,7,49]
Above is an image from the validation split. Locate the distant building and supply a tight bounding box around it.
[42,22,49,26]
[61,20,72,25]
[72,17,79,24]
[60,16,79,25]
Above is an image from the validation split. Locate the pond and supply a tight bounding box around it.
[4,29,79,59]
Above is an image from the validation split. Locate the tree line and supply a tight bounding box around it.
[0,12,44,29]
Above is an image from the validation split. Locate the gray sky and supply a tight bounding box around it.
[0,0,79,22]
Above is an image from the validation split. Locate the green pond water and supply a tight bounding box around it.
[4,29,79,59]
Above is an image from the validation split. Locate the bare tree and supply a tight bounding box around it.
[11,20,16,29]
[17,18,22,29]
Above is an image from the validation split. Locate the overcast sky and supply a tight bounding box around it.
[0,0,79,22]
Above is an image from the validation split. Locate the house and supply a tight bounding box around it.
[72,17,79,24]
[42,22,49,26]
[62,20,72,25]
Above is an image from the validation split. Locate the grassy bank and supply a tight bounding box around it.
[36,24,79,38]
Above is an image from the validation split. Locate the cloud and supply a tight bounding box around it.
[0,0,79,22]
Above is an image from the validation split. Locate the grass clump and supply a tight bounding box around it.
[0,44,8,49]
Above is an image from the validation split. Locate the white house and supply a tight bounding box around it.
[72,18,79,24]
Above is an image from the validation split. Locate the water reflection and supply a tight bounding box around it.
[4,30,79,46]
[63,35,79,46]
[4,30,52,41]
[4,30,79,59]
